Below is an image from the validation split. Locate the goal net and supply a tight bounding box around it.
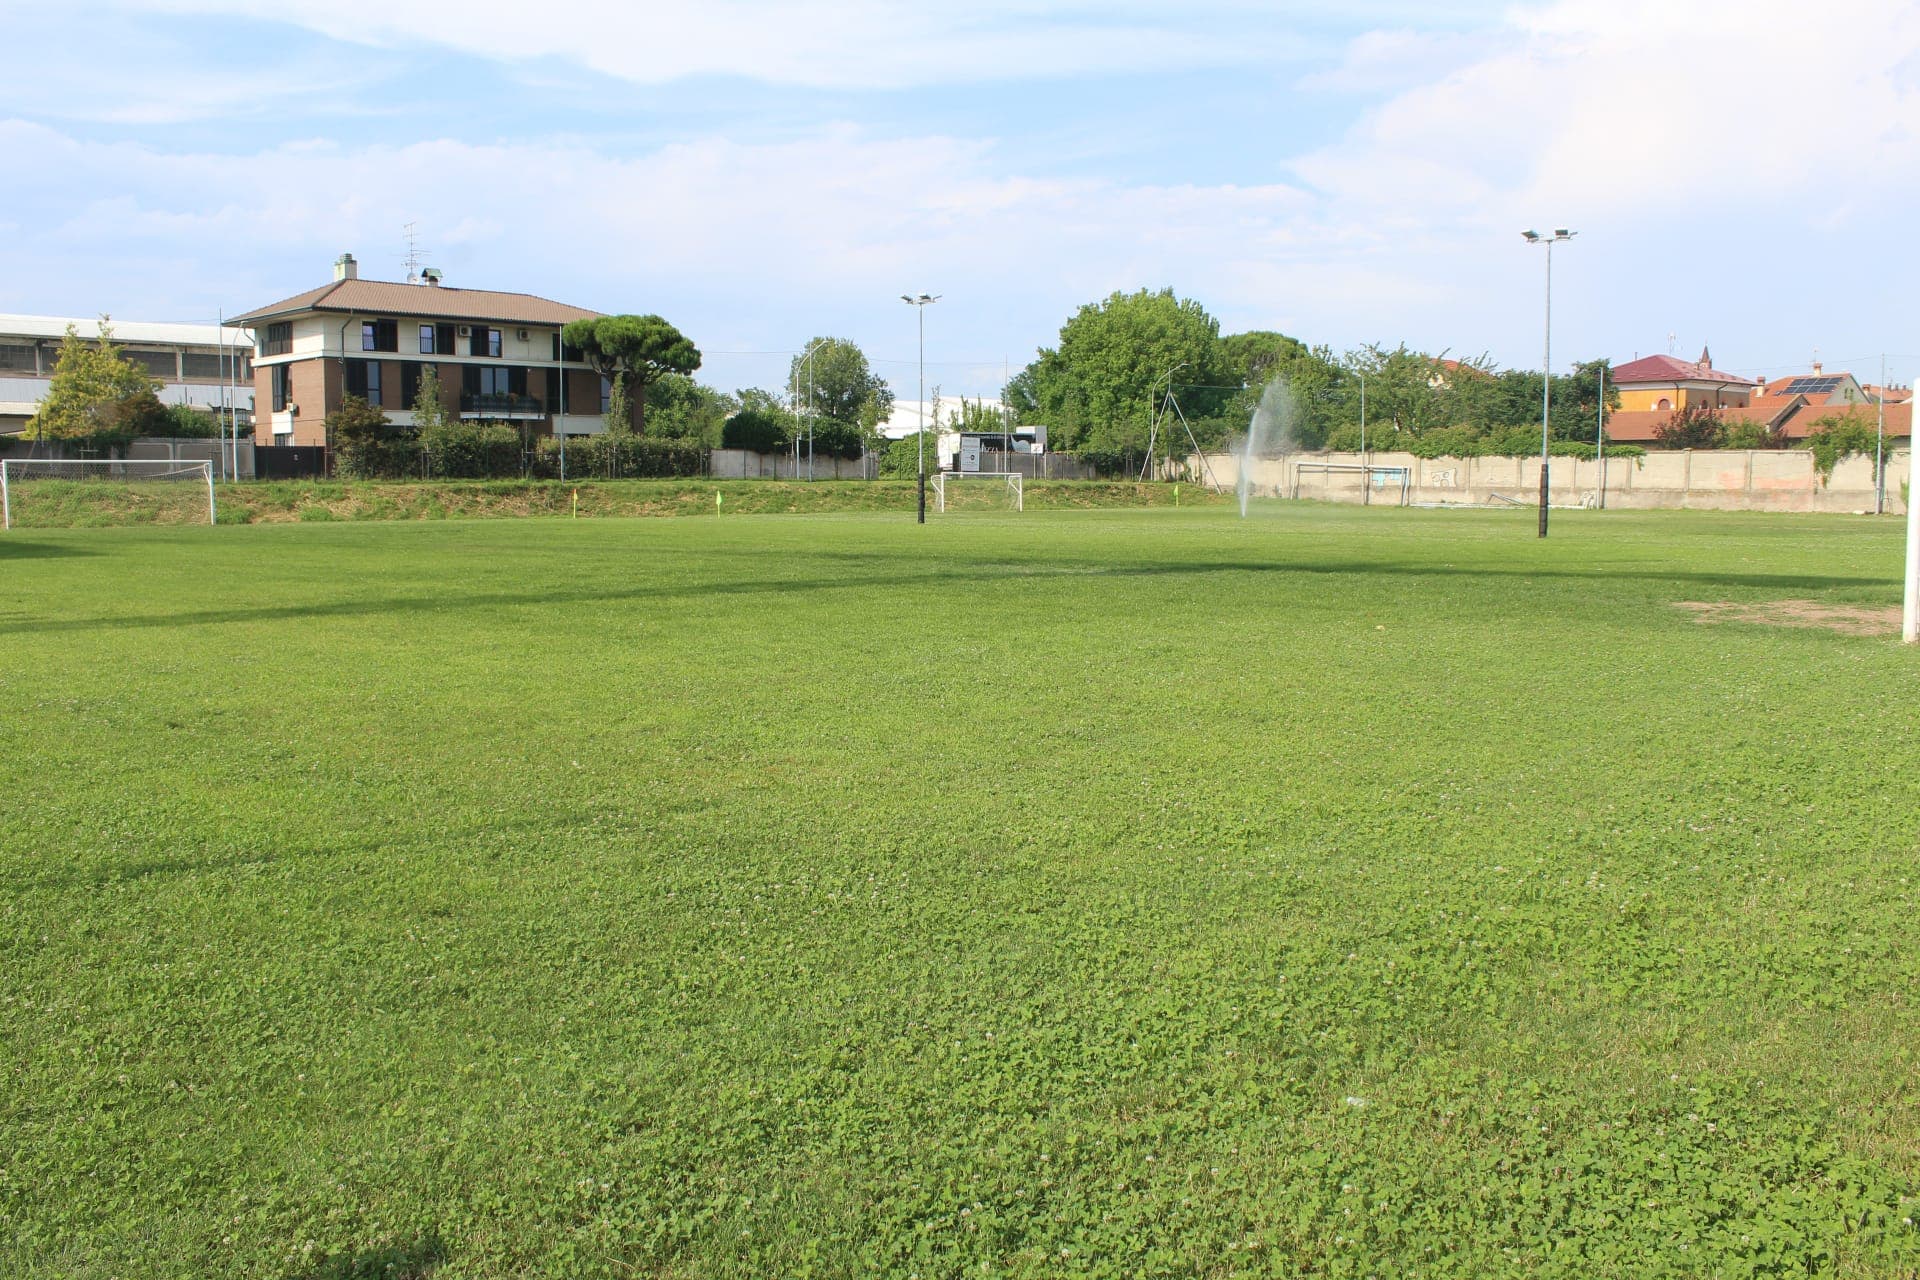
[2,459,216,530]
[930,471,1023,513]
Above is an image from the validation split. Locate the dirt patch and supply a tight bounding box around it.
[1675,599,1899,637]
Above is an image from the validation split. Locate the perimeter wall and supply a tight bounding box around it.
[1190,449,1911,515]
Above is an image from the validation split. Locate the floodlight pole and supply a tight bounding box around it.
[902,294,939,522]
[1358,369,1368,506]
[1906,445,1920,642]
[1523,228,1575,537]
[1876,354,1886,515]
[1596,362,1606,509]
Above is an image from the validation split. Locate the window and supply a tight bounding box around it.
[181,351,224,380]
[599,376,612,415]
[346,358,383,405]
[272,364,291,412]
[470,327,501,358]
[437,324,456,356]
[401,362,422,409]
[361,319,398,353]
[476,366,513,396]
[545,366,560,409]
[263,322,292,356]
[127,349,177,379]
[418,324,436,355]
[0,343,34,372]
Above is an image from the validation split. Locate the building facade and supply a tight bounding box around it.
[1610,349,1757,414]
[0,314,253,436]
[232,254,624,448]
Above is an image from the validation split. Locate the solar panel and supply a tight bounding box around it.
[1783,376,1842,395]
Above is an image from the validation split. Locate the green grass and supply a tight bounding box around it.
[1,504,1916,1279]
[4,477,1218,527]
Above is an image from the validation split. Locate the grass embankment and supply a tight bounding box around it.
[9,476,1226,527]
[2,506,1917,1278]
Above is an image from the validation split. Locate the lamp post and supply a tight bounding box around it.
[901,294,939,522]
[1140,362,1188,481]
[1522,228,1575,537]
[794,338,827,482]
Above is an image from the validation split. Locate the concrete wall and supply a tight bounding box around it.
[1,436,255,479]
[709,449,875,480]
[1197,448,1911,514]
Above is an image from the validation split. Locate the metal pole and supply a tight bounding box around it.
[917,305,926,521]
[1596,362,1606,509]
[1359,370,1368,506]
[807,345,815,482]
[1539,238,1552,538]
[1876,354,1886,515]
[1906,440,1920,642]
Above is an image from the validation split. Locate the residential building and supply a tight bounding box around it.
[231,254,625,447]
[0,314,253,436]
[1757,364,1870,407]
[1609,347,1757,414]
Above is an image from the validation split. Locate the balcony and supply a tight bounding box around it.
[459,392,547,420]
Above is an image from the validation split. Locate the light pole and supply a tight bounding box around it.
[1356,367,1368,506]
[1139,362,1188,481]
[901,294,939,522]
[1523,228,1575,537]
[794,338,827,482]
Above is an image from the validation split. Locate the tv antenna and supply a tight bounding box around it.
[1666,331,1678,355]
[402,222,429,283]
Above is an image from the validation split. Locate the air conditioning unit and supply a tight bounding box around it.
[287,403,299,415]
[517,328,529,341]
[457,325,472,337]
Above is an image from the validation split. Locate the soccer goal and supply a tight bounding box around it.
[930,471,1023,513]
[1,459,216,530]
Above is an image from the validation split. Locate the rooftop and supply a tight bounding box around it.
[0,313,250,347]
[1611,353,1756,387]
[231,277,602,328]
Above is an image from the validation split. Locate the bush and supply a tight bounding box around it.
[329,396,419,479]
[162,404,222,438]
[720,409,789,454]
[532,434,706,479]
[422,420,523,479]
[1804,416,1884,485]
[1652,405,1727,450]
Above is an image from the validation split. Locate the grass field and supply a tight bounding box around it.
[2,503,1917,1279]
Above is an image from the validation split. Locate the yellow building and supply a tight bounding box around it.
[1611,348,1755,413]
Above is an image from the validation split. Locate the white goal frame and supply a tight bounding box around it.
[931,470,1023,513]
[2,458,216,530]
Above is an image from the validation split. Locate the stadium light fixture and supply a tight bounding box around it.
[1522,227,1575,537]
[902,294,940,522]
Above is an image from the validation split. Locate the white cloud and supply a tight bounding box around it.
[132,0,1317,89]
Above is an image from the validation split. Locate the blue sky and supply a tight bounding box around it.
[4,0,1917,401]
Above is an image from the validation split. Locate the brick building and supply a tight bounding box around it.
[232,254,626,447]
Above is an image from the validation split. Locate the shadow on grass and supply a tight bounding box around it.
[0,538,95,560]
[0,556,1893,637]
[289,1234,444,1280]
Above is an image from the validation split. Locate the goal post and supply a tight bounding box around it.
[930,471,1023,513]
[1,459,216,530]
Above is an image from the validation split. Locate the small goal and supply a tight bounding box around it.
[930,471,1023,513]
[2,458,216,530]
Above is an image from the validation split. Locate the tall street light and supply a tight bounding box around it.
[1523,228,1575,538]
[902,293,939,522]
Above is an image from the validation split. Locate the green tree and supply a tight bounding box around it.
[27,322,166,444]
[1652,404,1727,450]
[562,315,702,436]
[1010,289,1234,459]
[645,373,734,444]
[161,404,222,438]
[411,363,451,435]
[789,338,894,439]
[328,395,417,479]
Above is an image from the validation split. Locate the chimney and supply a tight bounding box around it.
[1812,360,1823,375]
[333,252,358,282]
[421,267,443,286]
